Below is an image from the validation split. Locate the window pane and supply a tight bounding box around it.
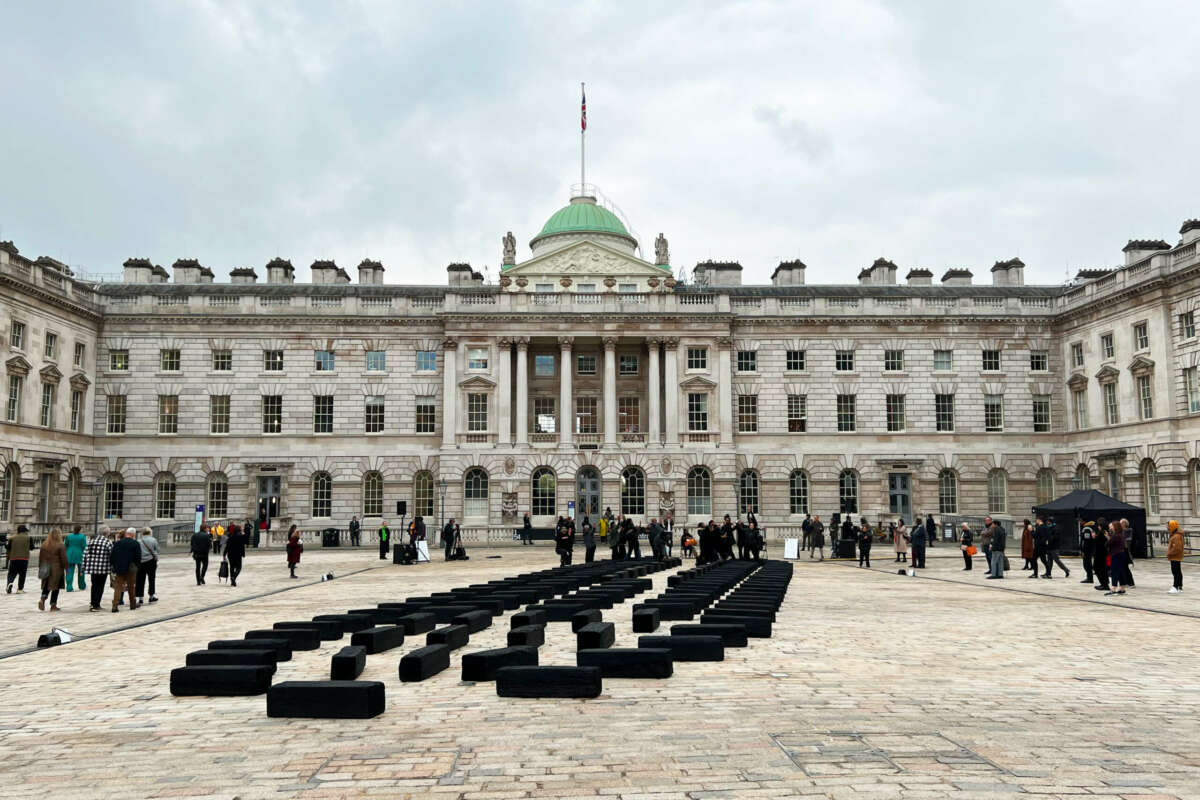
[363,472,383,516]
[836,394,856,432]
[737,395,757,433]
[315,350,336,371]
[687,467,711,516]
[933,350,952,371]
[210,395,230,434]
[413,472,434,517]
[416,351,437,371]
[620,467,645,516]
[534,354,555,376]
[938,470,957,514]
[366,350,386,371]
[464,469,488,517]
[738,470,759,515]
[467,393,488,432]
[839,471,858,514]
[467,348,488,370]
[884,350,904,371]
[786,350,806,371]
[787,394,807,432]
[207,476,228,518]
[313,395,333,434]
[415,397,436,433]
[935,394,955,432]
[365,395,385,433]
[158,394,178,434]
[531,468,556,515]
[789,470,809,514]
[885,394,905,432]
[618,397,640,432]
[618,355,638,375]
[736,351,757,372]
[212,349,232,371]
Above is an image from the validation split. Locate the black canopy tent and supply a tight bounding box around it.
[1032,489,1147,557]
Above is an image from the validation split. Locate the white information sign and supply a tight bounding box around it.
[783,538,800,560]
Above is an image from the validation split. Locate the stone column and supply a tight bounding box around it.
[497,337,511,445]
[559,336,574,446]
[603,336,618,446]
[717,336,733,445]
[664,337,680,444]
[647,337,661,445]
[515,337,529,445]
[441,338,457,447]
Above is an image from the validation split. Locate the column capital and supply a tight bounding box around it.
[664,336,681,347]
[558,336,575,351]
[715,336,733,349]
[497,336,512,347]
[442,338,458,350]
[647,336,663,346]
[515,336,530,351]
[603,336,619,351]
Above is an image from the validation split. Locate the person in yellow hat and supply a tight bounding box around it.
[1167,520,1185,594]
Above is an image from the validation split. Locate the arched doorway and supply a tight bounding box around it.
[576,467,601,519]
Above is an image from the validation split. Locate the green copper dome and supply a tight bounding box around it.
[537,198,629,238]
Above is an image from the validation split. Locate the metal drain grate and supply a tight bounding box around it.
[771,731,1006,777]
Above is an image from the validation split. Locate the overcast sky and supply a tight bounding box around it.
[2,1,1197,286]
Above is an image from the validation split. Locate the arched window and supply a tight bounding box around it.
[0,464,15,521]
[464,468,489,518]
[838,470,858,514]
[789,470,809,515]
[207,473,229,519]
[311,472,332,518]
[987,469,1007,515]
[1073,464,1091,491]
[687,466,711,517]
[413,471,434,518]
[1141,460,1159,515]
[155,473,177,520]
[363,471,384,517]
[1036,468,1056,506]
[620,467,644,516]
[531,467,556,516]
[738,470,759,515]
[103,472,123,519]
[938,469,958,515]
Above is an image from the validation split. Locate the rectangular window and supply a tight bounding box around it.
[415,397,436,433]
[160,348,181,372]
[1100,333,1114,359]
[1182,312,1196,339]
[1134,322,1149,351]
[885,394,905,432]
[1137,375,1153,419]
[416,350,437,371]
[1106,468,1121,501]
[157,394,178,434]
[264,349,284,371]
[155,479,176,520]
[210,395,230,434]
[314,350,336,371]
[686,348,708,370]
[835,350,854,371]
[109,349,129,371]
[262,395,282,433]
[836,394,856,432]
[107,394,126,434]
[785,350,806,371]
[43,332,58,360]
[687,393,708,431]
[212,349,232,371]
[1103,383,1119,425]
[313,395,334,434]
[576,283,595,293]
[208,480,228,518]
[618,396,640,432]
[787,394,807,432]
[104,479,123,519]
[1071,342,1084,367]
[534,354,555,377]
[467,393,488,432]
[618,354,639,376]
[6,376,21,422]
[576,354,596,375]
[935,394,955,432]
[618,283,637,293]
[1187,367,1200,413]
[934,349,953,371]
[736,350,757,372]
[1033,395,1051,432]
[1030,350,1048,371]
[1072,389,1089,429]
[365,395,385,433]
[467,347,488,370]
[73,342,85,368]
[981,349,1001,371]
[884,350,904,372]
[365,350,386,371]
[534,397,556,433]
[9,321,25,349]
[70,390,82,432]
[984,394,1004,432]
[40,383,55,427]
[737,394,758,433]
[575,396,597,434]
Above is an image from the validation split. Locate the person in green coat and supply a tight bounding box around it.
[378,521,390,560]
[64,525,88,591]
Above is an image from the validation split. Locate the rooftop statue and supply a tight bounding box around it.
[654,233,669,266]
[502,231,516,265]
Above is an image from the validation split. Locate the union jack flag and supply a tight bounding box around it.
[581,86,587,131]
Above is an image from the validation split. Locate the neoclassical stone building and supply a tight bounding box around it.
[2,193,1200,541]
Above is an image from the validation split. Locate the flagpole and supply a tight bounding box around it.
[580,82,586,192]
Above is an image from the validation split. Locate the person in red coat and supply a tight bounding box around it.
[286,526,303,579]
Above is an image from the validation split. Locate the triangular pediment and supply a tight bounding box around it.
[1066,371,1089,390]
[69,372,91,390]
[1094,364,1120,382]
[504,240,666,279]
[38,364,63,384]
[5,355,31,376]
[1127,355,1155,375]
[679,375,718,389]
[458,374,498,389]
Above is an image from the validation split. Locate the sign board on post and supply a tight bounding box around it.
[783,538,800,560]
[567,500,575,520]
[415,541,430,563]
[194,504,205,533]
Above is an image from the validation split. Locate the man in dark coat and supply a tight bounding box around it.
[348,515,361,547]
[1041,518,1070,578]
[648,518,666,561]
[190,525,211,586]
[719,515,736,560]
[110,528,141,612]
[1079,520,1096,583]
[735,520,748,560]
[554,517,574,566]
[442,519,457,561]
[910,520,928,569]
[626,521,641,560]
[224,524,247,587]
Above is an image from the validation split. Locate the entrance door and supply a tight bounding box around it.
[576,468,601,519]
[37,473,54,522]
[888,473,911,523]
[257,476,281,525]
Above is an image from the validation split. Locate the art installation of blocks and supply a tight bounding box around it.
[267,681,386,719]
[170,665,275,697]
[670,623,748,647]
[399,644,451,682]
[577,647,673,679]
[576,621,616,650]
[331,645,366,680]
[511,609,548,628]
[350,625,406,654]
[246,628,320,651]
[632,607,660,633]
[700,613,772,638]
[507,625,546,647]
[451,609,493,634]
[185,649,278,667]
[208,639,292,662]
[460,646,539,681]
[495,665,603,699]
[570,609,602,633]
[395,613,436,635]
[426,624,470,650]
[312,613,374,634]
[637,634,725,662]
[275,619,342,641]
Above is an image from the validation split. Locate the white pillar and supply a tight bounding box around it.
[497,337,511,445]
[442,338,457,447]
[664,337,680,444]
[648,337,661,445]
[717,336,733,445]
[559,336,574,446]
[515,337,529,445]
[603,336,618,445]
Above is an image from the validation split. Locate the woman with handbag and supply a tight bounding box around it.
[960,522,975,570]
[286,527,303,578]
[38,528,68,612]
[1020,519,1036,571]
[893,520,908,563]
[1106,520,1129,596]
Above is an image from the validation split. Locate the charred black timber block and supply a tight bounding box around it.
[312,613,374,633]
[426,624,470,650]
[330,645,367,680]
[632,607,660,633]
[186,648,278,667]
[569,594,612,610]
[395,612,436,635]
[577,647,673,678]
[670,623,748,647]
[637,634,724,662]
[432,604,480,624]
[275,619,342,641]
[725,593,783,608]
[350,625,406,654]
[403,597,438,607]
[399,644,451,682]
[700,613,772,638]
[267,680,385,719]
[461,646,539,681]
[349,608,408,625]
[599,583,638,599]
[495,665,602,698]
[542,603,588,622]
[489,592,524,610]
[570,609,603,633]
[512,608,548,628]
[451,609,493,634]
[507,624,546,647]
[468,598,506,616]
[246,628,320,651]
[576,622,616,650]
[209,638,292,662]
[170,665,275,696]
[633,602,693,621]
[712,603,776,621]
